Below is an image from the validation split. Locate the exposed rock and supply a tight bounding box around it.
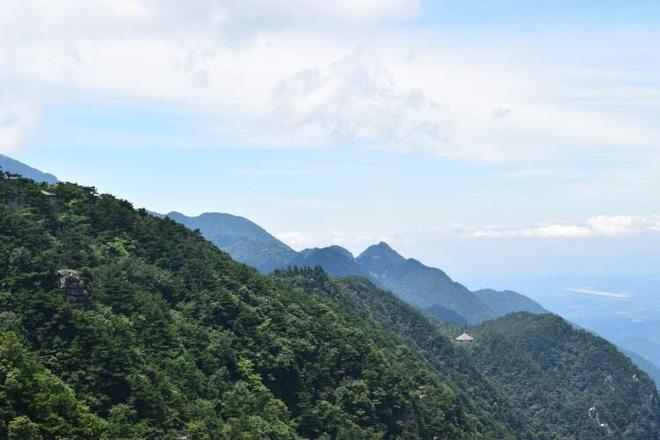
[57,269,88,307]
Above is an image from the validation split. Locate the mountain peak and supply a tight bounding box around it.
[326,245,355,259]
[375,241,393,250]
[299,245,354,259]
[293,245,366,277]
[357,241,404,262]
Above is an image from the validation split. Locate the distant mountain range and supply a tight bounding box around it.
[3,153,657,389]
[357,241,504,323]
[4,174,659,437]
[165,211,297,273]
[292,245,369,277]
[167,212,546,325]
[0,154,58,184]
[474,288,546,317]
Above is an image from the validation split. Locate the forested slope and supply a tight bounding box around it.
[2,173,658,439]
[0,174,485,439]
[165,211,297,273]
[272,271,528,438]
[470,313,660,439]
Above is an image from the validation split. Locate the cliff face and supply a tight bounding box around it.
[57,269,88,307]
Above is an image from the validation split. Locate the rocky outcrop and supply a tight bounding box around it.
[57,269,88,307]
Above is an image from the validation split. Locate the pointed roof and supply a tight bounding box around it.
[455,332,474,342]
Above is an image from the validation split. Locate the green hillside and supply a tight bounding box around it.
[0,173,485,438]
[2,172,658,439]
[470,313,660,439]
[165,211,297,273]
[291,246,369,277]
[162,205,547,326]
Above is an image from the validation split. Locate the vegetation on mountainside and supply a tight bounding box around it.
[1,173,659,439]
[0,173,477,439]
[272,271,527,439]
[165,211,297,273]
[289,247,368,277]
[470,313,660,439]
[166,211,547,327]
[355,242,496,324]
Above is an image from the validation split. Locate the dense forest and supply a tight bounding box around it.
[1,173,659,439]
[166,213,545,326]
[470,313,660,439]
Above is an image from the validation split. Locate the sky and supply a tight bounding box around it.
[2,0,660,286]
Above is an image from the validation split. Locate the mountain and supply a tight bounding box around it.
[163,211,547,324]
[0,174,478,438]
[623,349,660,389]
[3,173,659,439]
[470,312,660,438]
[275,270,530,438]
[0,153,58,184]
[0,153,548,326]
[165,211,297,273]
[425,303,468,325]
[500,273,660,383]
[290,246,368,277]
[356,242,496,324]
[278,271,660,439]
[473,288,546,316]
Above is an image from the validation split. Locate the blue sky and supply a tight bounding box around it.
[2,0,660,285]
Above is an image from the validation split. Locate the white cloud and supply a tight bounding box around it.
[0,93,40,153]
[232,165,367,176]
[565,287,631,299]
[0,0,659,165]
[0,0,417,43]
[273,231,310,248]
[472,224,592,239]
[469,215,660,239]
[268,214,660,256]
[268,46,447,151]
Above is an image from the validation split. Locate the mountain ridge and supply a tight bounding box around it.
[0,153,58,184]
[291,245,368,277]
[357,241,498,323]
[2,159,660,438]
[160,210,543,325]
[165,210,297,273]
[3,154,654,384]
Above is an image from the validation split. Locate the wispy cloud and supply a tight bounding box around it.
[268,45,448,152]
[1,0,658,164]
[272,214,660,253]
[565,287,632,299]
[0,93,40,153]
[469,215,660,239]
[232,165,367,176]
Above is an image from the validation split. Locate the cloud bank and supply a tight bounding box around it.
[1,0,659,163]
[269,46,447,152]
[275,214,660,251]
[470,215,660,239]
[565,287,631,299]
